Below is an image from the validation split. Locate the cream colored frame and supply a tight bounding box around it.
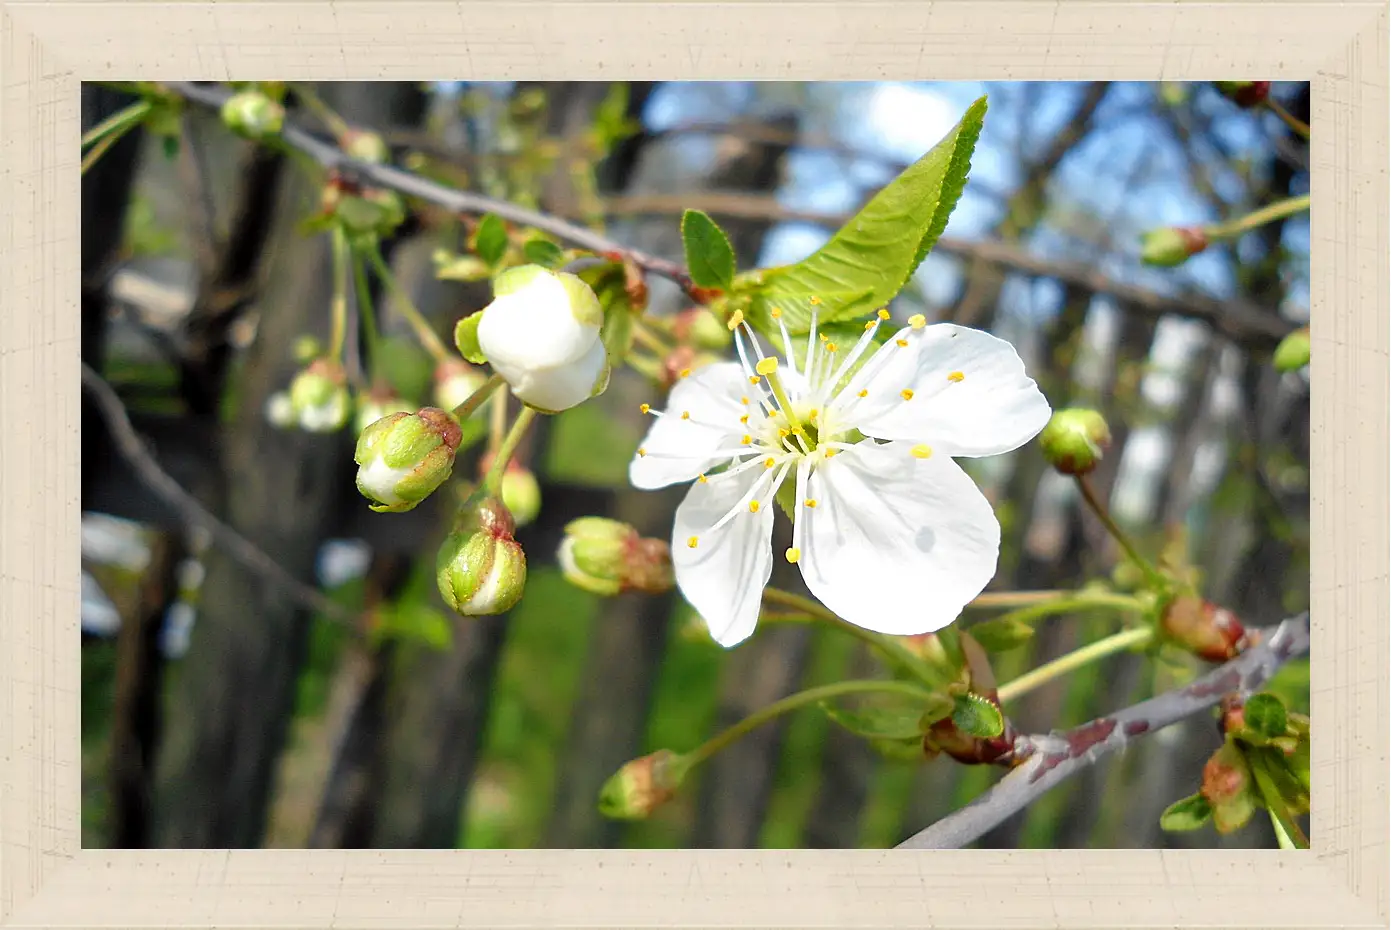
[1,2,1385,928]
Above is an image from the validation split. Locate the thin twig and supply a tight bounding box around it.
[896,612,1310,849]
[81,361,362,632]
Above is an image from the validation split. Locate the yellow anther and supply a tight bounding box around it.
[680,368,692,378]
[741,434,753,445]
[819,333,829,342]
[755,357,779,376]
[857,389,868,398]
[726,309,746,331]
[698,474,709,483]
[865,320,876,331]
[809,295,822,305]
[825,448,839,458]
[948,371,965,383]
[808,408,819,420]
[681,411,691,420]
[901,389,915,401]
[910,444,933,459]
[825,342,838,353]
[908,313,926,329]
[805,498,819,508]
[764,456,776,468]
[779,428,791,438]
[637,448,647,457]
[740,395,750,405]
[639,403,651,414]
[748,500,761,513]
[877,308,891,320]
[740,414,750,424]
[687,536,699,548]
[749,375,761,385]
[896,339,909,347]
[785,547,801,564]
[770,306,782,319]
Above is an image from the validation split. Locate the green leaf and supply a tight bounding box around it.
[918,692,956,727]
[866,736,927,762]
[1242,692,1289,741]
[966,615,1035,653]
[376,335,432,401]
[951,692,1004,739]
[453,311,487,365]
[819,699,926,741]
[434,250,493,283]
[735,95,987,337]
[522,237,565,269]
[1159,793,1213,832]
[681,209,736,289]
[473,213,509,267]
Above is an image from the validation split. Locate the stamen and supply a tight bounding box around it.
[785,547,801,563]
[877,308,891,320]
[948,371,965,383]
[901,389,915,401]
[770,306,782,319]
[857,389,868,398]
[740,414,750,424]
[679,368,692,378]
[756,357,778,376]
[637,448,646,457]
[809,295,822,305]
[805,499,818,508]
[698,474,708,483]
[911,444,933,459]
[824,448,839,458]
[748,500,761,513]
[681,411,691,420]
[764,456,776,468]
[639,403,651,414]
[908,314,926,329]
[749,375,761,385]
[741,435,753,445]
[726,309,746,331]
[896,339,909,347]
[687,536,699,548]
[741,396,749,405]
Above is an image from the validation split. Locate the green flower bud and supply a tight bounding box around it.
[354,392,415,436]
[557,517,674,597]
[1140,226,1208,267]
[434,359,488,414]
[342,129,390,165]
[1273,327,1310,373]
[354,407,463,513]
[288,360,350,433]
[1039,407,1111,476]
[436,498,527,616]
[220,90,285,140]
[500,467,542,528]
[292,334,323,364]
[1216,81,1271,109]
[597,750,688,820]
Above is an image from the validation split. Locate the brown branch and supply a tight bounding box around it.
[80,360,362,632]
[164,81,696,296]
[896,611,1310,849]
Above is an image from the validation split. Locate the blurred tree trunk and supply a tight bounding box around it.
[802,644,880,848]
[545,110,800,849]
[153,83,429,847]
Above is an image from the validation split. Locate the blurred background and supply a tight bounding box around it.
[80,80,1310,850]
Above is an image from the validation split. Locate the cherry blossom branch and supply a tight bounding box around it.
[162,81,697,296]
[895,611,1309,849]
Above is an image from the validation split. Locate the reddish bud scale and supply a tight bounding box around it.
[1161,596,1248,663]
[687,284,724,304]
[922,714,1017,767]
[415,406,464,451]
[1176,226,1210,257]
[1230,81,1272,108]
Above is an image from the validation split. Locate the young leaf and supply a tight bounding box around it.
[965,615,1035,653]
[737,95,988,337]
[522,237,565,269]
[435,253,493,283]
[819,699,926,742]
[951,692,1004,739]
[681,209,736,290]
[1242,692,1289,742]
[473,213,509,267]
[454,311,487,364]
[1159,793,1213,832]
[918,692,956,728]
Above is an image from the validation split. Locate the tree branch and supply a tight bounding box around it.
[164,81,696,295]
[81,360,362,631]
[896,612,1310,849]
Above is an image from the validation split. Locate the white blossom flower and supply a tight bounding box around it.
[475,265,610,413]
[629,308,1051,647]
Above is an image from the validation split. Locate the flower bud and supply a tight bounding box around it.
[475,264,611,412]
[342,129,390,164]
[288,360,350,433]
[1039,407,1111,476]
[335,188,406,239]
[265,391,296,429]
[1140,226,1209,267]
[433,359,487,414]
[1273,326,1310,373]
[597,750,688,820]
[354,391,415,436]
[557,517,675,597]
[1216,81,1271,109]
[500,467,542,528]
[354,407,463,513]
[921,710,1017,767]
[436,498,527,616]
[1200,739,1258,834]
[1161,595,1247,662]
[220,90,285,140]
[292,334,323,364]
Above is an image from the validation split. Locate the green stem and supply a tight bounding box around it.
[451,372,506,422]
[1076,475,1165,586]
[483,406,537,495]
[488,386,509,453]
[1249,753,1310,849]
[626,352,666,383]
[996,626,1154,704]
[350,249,383,383]
[760,588,939,684]
[1209,193,1311,241]
[289,82,352,139]
[966,590,1069,610]
[686,679,933,768]
[81,99,152,149]
[1264,98,1311,140]
[328,226,351,361]
[365,243,452,364]
[630,320,669,356]
[971,591,1146,634]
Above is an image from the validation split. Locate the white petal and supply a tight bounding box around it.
[799,440,1000,635]
[507,336,608,412]
[671,464,778,647]
[840,324,1051,457]
[477,272,600,373]
[628,362,751,490]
